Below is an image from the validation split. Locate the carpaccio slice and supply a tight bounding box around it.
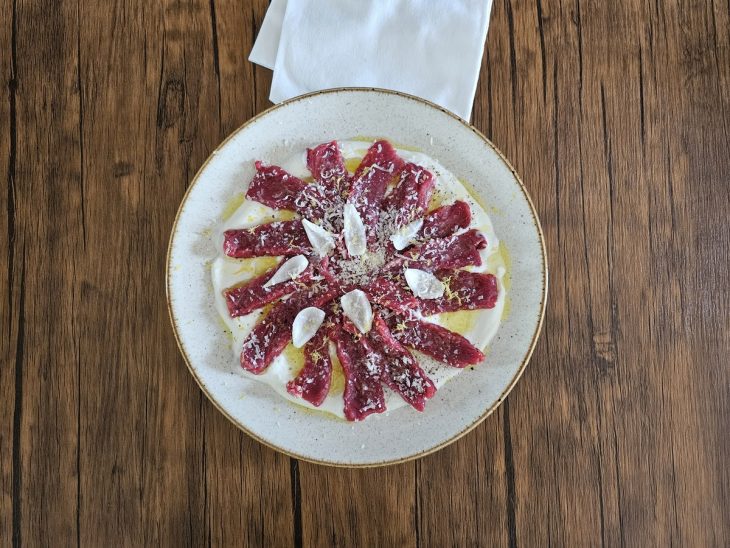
[382,163,435,226]
[420,201,472,239]
[368,271,498,317]
[369,316,436,411]
[240,288,336,374]
[387,316,485,367]
[365,276,420,316]
[223,263,314,318]
[286,330,333,406]
[406,229,486,270]
[246,162,325,220]
[307,141,349,200]
[332,320,386,421]
[246,162,308,209]
[349,140,404,244]
[419,270,499,315]
[223,220,310,258]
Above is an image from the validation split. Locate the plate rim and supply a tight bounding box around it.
[166,87,548,467]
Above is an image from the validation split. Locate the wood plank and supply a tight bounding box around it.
[7,0,83,545]
[644,2,730,543]
[75,0,212,543]
[0,0,17,542]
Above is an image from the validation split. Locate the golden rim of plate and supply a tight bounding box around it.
[165,87,548,468]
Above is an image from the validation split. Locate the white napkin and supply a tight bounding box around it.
[248,0,287,70]
[249,0,493,121]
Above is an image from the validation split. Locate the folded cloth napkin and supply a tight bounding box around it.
[249,0,493,121]
[248,0,287,70]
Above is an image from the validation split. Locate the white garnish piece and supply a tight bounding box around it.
[404,268,445,299]
[263,255,308,288]
[340,289,373,333]
[302,219,335,257]
[291,307,325,348]
[390,218,424,250]
[343,203,367,256]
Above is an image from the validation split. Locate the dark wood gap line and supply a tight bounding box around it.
[505,0,519,124]
[12,248,25,548]
[575,0,584,102]
[600,85,620,354]
[612,422,626,548]
[6,0,18,340]
[290,459,302,548]
[669,439,681,542]
[10,1,21,544]
[638,45,646,152]
[414,460,421,548]
[201,394,211,548]
[597,466,607,548]
[503,402,518,548]
[75,4,85,537]
[486,48,493,138]
[74,270,82,548]
[251,5,259,116]
[208,0,222,128]
[536,0,547,103]
[75,6,86,249]
[155,30,167,132]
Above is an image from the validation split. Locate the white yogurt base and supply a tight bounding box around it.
[211,140,507,420]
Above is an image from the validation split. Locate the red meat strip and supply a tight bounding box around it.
[406,229,486,270]
[246,162,308,209]
[286,330,333,407]
[240,288,336,374]
[223,220,310,258]
[223,263,314,318]
[349,140,404,244]
[387,316,484,367]
[420,201,472,239]
[419,270,499,315]
[369,316,436,411]
[365,276,420,316]
[382,163,435,226]
[368,270,498,317]
[246,161,326,220]
[331,323,386,421]
[307,141,349,201]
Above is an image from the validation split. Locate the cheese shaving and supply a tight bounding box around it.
[340,289,373,333]
[291,307,325,348]
[302,219,335,257]
[390,218,424,250]
[263,255,308,288]
[343,203,367,256]
[404,268,445,299]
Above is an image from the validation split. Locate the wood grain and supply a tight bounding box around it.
[1,0,728,546]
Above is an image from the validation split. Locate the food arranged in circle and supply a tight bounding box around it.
[212,139,508,421]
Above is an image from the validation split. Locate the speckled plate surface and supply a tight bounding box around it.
[167,88,547,467]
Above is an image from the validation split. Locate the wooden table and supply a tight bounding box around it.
[2,1,728,545]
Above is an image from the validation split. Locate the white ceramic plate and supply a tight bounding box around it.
[167,88,547,466]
